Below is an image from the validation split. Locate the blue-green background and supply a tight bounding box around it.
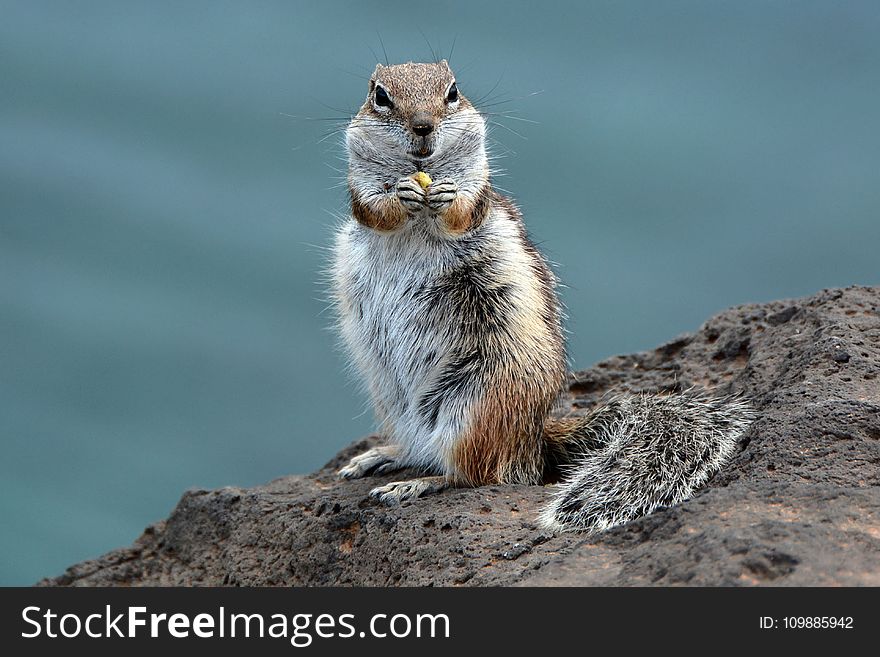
[2,1,878,585]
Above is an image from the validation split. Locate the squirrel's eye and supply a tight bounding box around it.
[374,86,392,108]
[446,82,458,103]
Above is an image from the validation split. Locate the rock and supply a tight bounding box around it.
[39,286,880,586]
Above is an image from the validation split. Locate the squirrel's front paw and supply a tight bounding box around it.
[338,446,400,479]
[396,177,427,213]
[426,178,458,212]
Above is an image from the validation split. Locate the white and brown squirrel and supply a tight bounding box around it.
[331,60,754,532]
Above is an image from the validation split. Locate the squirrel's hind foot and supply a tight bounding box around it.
[370,476,451,505]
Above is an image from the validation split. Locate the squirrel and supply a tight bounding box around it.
[331,60,755,532]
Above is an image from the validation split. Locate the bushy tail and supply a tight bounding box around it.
[540,389,756,533]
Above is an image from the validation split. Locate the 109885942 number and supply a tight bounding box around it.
[783,617,853,629]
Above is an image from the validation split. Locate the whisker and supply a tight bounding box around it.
[367,43,382,68]
[334,66,372,82]
[488,121,527,141]
[477,90,544,110]
[418,27,439,63]
[469,74,506,106]
[280,112,353,123]
[307,95,359,117]
[482,112,539,124]
[376,31,390,66]
[316,127,348,144]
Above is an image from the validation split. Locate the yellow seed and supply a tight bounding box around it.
[412,171,432,190]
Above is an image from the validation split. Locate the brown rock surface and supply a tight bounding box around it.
[40,286,880,586]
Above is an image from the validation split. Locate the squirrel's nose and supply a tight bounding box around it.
[412,114,435,137]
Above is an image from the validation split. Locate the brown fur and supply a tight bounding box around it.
[350,187,407,232]
[451,389,546,486]
[452,366,561,486]
[438,184,491,235]
[363,61,470,128]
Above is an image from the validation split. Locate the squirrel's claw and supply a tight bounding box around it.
[426,178,458,212]
[396,177,427,212]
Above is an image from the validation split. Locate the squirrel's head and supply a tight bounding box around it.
[348,60,485,164]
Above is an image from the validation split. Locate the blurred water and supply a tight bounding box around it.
[1,1,878,585]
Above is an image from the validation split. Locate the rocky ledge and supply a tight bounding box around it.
[41,286,880,586]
